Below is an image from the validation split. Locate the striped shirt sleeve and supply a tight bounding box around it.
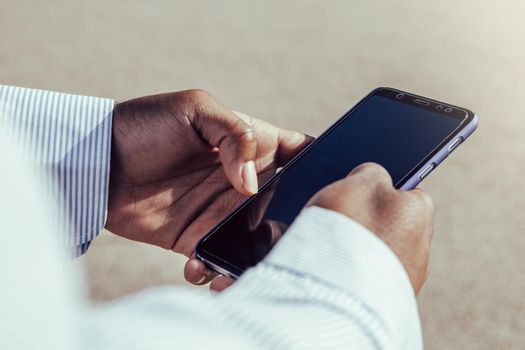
[251,206,424,349]
[211,206,423,349]
[81,206,422,349]
[0,85,113,255]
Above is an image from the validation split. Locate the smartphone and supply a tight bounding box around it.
[196,87,478,278]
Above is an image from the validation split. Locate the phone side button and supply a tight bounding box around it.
[419,163,436,180]
[448,137,463,153]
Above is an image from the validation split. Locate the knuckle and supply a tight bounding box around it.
[309,188,332,207]
[402,191,434,221]
[233,117,251,133]
[354,162,381,173]
[352,163,392,183]
[240,127,255,143]
[232,110,255,127]
[224,119,255,146]
[308,182,345,209]
[185,89,211,102]
[415,190,434,213]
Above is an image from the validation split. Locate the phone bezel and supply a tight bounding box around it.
[196,87,476,278]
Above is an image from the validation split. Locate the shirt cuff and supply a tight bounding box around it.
[0,85,114,256]
[263,205,423,349]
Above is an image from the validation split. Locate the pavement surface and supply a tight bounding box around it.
[1,0,524,348]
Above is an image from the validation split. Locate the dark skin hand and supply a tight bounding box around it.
[307,163,434,294]
[106,89,312,287]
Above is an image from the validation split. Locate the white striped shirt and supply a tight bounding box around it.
[0,85,422,349]
[0,85,113,256]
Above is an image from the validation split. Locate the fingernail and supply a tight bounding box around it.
[188,259,206,284]
[196,273,207,285]
[242,160,258,194]
[243,128,254,142]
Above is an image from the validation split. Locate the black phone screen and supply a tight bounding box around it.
[198,88,467,275]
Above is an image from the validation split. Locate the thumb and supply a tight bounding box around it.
[276,128,314,167]
[191,105,258,195]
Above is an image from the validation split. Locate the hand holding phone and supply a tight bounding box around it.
[307,162,434,293]
[195,87,478,281]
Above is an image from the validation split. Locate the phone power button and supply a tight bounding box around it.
[448,137,463,152]
[419,163,436,180]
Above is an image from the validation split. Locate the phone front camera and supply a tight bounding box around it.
[396,93,405,99]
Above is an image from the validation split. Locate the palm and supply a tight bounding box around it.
[106,90,310,258]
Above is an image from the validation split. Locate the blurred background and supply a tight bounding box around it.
[1,0,524,348]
